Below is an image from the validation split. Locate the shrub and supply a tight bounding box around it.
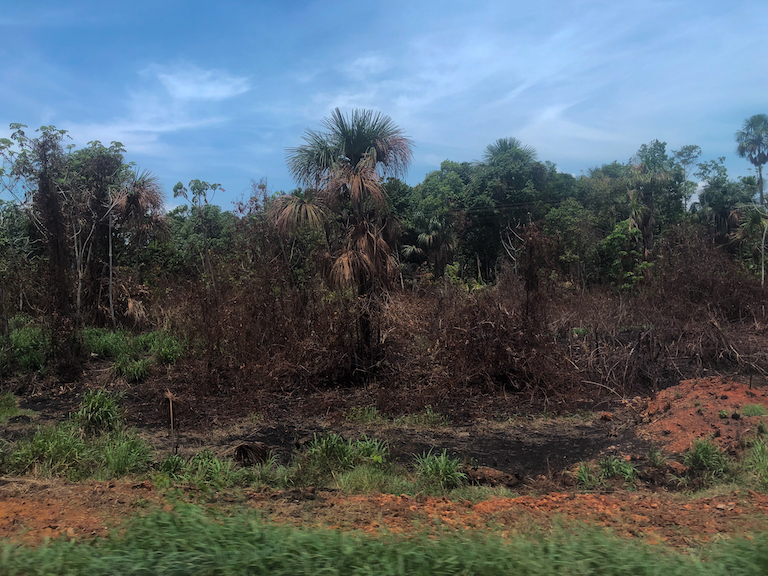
[305,433,356,473]
[73,390,124,436]
[414,449,466,492]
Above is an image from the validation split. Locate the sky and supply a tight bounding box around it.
[1,0,766,210]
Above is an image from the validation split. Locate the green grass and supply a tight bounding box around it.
[575,462,601,490]
[72,390,124,436]
[599,456,638,488]
[0,392,22,422]
[3,392,153,482]
[3,503,768,575]
[9,324,46,372]
[683,439,731,487]
[414,449,467,493]
[395,405,449,427]
[742,404,768,417]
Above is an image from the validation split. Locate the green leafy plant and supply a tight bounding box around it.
[742,404,768,417]
[719,409,729,419]
[82,327,130,359]
[114,356,151,383]
[344,406,383,424]
[599,456,637,488]
[575,462,601,490]
[414,449,467,492]
[744,439,768,488]
[73,390,124,436]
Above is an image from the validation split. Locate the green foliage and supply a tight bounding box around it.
[599,456,638,487]
[81,329,185,383]
[10,503,768,575]
[742,404,768,417]
[102,433,153,478]
[9,324,46,371]
[73,390,124,436]
[600,219,653,291]
[0,392,19,421]
[82,328,130,359]
[719,409,729,419]
[683,439,731,485]
[4,392,152,481]
[8,425,95,480]
[344,406,383,424]
[744,439,768,489]
[414,449,467,492]
[113,356,151,383]
[575,462,601,490]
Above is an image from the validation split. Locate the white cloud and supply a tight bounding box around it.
[152,64,250,101]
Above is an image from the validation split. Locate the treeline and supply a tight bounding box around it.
[0,114,766,412]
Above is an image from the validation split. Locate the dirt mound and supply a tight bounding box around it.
[640,377,768,453]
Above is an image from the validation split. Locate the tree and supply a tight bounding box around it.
[672,144,702,211]
[736,114,768,206]
[280,108,412,360]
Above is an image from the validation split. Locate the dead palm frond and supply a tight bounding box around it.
[270,193,327,234]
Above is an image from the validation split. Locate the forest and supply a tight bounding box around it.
[1,112,766,415]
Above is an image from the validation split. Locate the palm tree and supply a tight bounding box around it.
[482,137,537,165]
[736,114,768,206]
[280,108,412,359]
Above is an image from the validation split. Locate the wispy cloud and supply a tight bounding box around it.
[151,64,250,101]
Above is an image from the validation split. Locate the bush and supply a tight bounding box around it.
[414,449,466,492]
[599,456,637,487]
[114,356,151,383]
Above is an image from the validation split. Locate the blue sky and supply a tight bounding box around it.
[1,0,766,209]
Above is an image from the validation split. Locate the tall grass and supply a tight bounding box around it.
[2,503,768,575]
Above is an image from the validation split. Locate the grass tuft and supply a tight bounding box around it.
[414,449,467,493]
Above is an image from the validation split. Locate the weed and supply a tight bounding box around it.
[334,464,412,494]
[414,449,467,492]
[9,425,96,480]
[395,406,449,427]
[344,406,383,424]
[305,433,355,472]
[82,328,129,359]
[758,420,767,436]
[154,333,187,364]
[683,439,730,485]
[575,462,601,490]
[158,454,187,479]
[599,456,637,487]
[0,392,20,421]
[744,439,768,488]
[353,436,388,465]
[102,433,153,478]
[646,444,667,468]
[114,356,151,383]
[9,325,46,371]
[73,390,124,436]
[742,404,768,417]
[719,409,729,419]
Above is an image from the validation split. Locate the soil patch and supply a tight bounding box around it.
[640,377,768,454]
